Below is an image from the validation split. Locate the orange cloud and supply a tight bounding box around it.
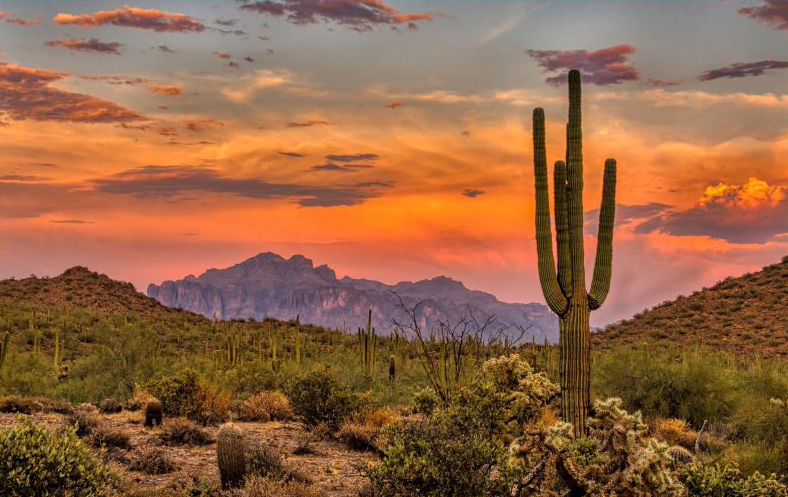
[0,63,145,123]
[185,119,225,132]
[148,85,183,97]
[53,6,204,32]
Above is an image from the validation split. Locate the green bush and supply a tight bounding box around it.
[286,366,361,431]
[682,463,788,497]
[0,416,117,496]
[145,369,203,418]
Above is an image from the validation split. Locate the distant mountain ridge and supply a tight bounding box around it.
[147,252,559,341]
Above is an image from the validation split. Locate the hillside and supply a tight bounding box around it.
[148,252,558,341]
[0,267,196,322]
[593,257,788,357]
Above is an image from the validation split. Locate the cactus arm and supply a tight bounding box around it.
[533,107,568,315]
[588,158,617,310]
[566,69,587,295]
[554,160,572,297]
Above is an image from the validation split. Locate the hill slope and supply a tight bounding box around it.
[593,257,788,357]
[0,266,190,320]
[147,252,558,341]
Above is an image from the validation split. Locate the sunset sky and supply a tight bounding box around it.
[1,0,786,326]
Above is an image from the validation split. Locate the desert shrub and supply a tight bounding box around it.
[237,390,294,422]
[337,406,399,451]
[370,354,556,497]
[593,347,737,427]
[145,370,229,426]
[242,475,326,497]
[681,463,788,497]
[247,444,311,483]
[0,394,44,414]
[0,416,117,496]
[411,387,439,415]
[130,447,175,474]
[286,366,361,431]
[159,419,213,446]
[159,472,222,497]
[98,398,122,413]
[91,424,131,449]
[68,408,100,436]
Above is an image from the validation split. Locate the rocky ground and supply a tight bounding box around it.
[0,409,377,497]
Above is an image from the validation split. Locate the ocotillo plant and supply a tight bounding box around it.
[532,69,616,437]
[358,309,377,379]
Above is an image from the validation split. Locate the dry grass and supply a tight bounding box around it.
[158,418,213,446]
[237,390,294,422]
[653,418,697,449]
[241,475,326,497]
[336,406,399,452]
[91,423,132,449]
[130,447,176,474]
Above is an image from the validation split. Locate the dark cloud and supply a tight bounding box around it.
[214,18,238,26]
[216,51,232,59]
[633,179,788,244]
[54,6,205,33]
[526,44,640,86]
[279,151,305,157]
[0,63,145,123]
[158,126,178,136]
[385,101,404,109]
[244,55,255,63]
[213,27,247,36]
[738,0,788,30]
[699,60,788,81]
[287,120,329,127]
[462,188,484,198]
[584,202,671,233]
[310,163,373,172]
[89,165,387,207]
[50,219,93,224]
[647,78,679,88]
[155,44,176,54]
[1,12,41,26]
[81,75,149,85]
[227,61,240,69]
[45,38,124,54]
[325,153,378,162]
[239,0,441,32]
[258,35,271,41]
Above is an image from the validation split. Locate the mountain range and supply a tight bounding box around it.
[147,252,559,341]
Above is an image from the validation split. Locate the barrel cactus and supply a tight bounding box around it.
[217,422,247,489]
[532,69,617,436]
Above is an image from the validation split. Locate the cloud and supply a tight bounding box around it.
[699,60,788,81]
[155,44,176,54]
[81,75,149,85]
[592,88,788,108]
[239,0,441,32]
[287,120,329,127]
[385,101,404,109]
[54,6,205,32]
[634,178,788,243]
[738,0,788,30]
[88,165,388,207]
[1,11,41,25]
[310,163,373,172]
[45,38,124,54]
[279,151,305,157]
[148,85,183,97]
[214,18,238,26]
[527,44,640,86]
[50,219,93,224]
[221,69,293,102]
[0,174,52,182]
[584,202,672,233]
[216,51,232,59]
[185,119,224,132]
[325,153,378,162]
[0,62,145,123]
[462,188,485,198]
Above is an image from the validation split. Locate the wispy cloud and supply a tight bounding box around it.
[54,6,205,32]
[699,60,788,81]
[45,38,124,54]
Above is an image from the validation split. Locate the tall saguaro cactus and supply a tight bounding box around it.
[532,69,616,437]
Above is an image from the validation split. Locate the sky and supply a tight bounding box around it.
[0,0,786,326]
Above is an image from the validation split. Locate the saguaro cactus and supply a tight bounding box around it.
[358,309,377,379]
[532,69,616,437]
[217,423,247,489]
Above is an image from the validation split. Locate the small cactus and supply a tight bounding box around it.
[389,354,396,383]
[144,399,163,427]
[217,423,247,489]
[667,445,695,467]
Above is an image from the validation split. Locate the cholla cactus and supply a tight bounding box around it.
[217,423,247,489]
